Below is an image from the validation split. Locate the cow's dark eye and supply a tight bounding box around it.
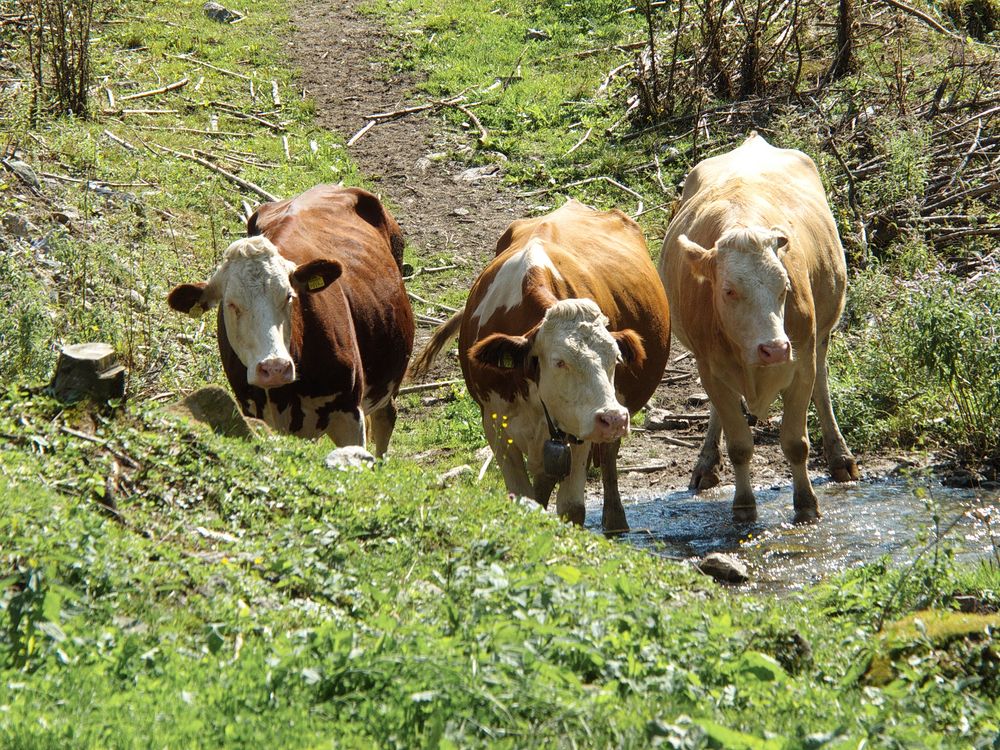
[286,291,295,305]
[555,359,567,369]
[724,287,738,300]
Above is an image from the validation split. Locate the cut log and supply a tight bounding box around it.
[50,343,126,403]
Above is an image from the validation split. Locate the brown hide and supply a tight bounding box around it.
[222,185,414,434]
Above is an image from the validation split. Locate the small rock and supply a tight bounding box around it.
[697,552,749,583]
[2,158,41,190]
[512,494,544,512]
[525,28,552,40]
[325,445,376,471]
[129,290,147,310]
[687,392,710,407]
[451,207,470,217]
[52,208,79,226]
[453,164,501,183]
[203,1,243,23]
[645,408,691,431]
[169,385,257,440]
[436,464,473,488]
[2,213,37,240]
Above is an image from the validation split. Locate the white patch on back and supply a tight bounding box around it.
[471,239,561,331]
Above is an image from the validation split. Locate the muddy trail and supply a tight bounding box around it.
[290,0,903,514]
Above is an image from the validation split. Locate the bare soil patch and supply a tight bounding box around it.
[290,0,897,506]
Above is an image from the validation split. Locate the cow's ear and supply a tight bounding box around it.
[167,282,218,318]
[677,234,716,283]
[469,332,534,373]
[291,259,343,294]
[769,226,790,257]
[611,329,646,369]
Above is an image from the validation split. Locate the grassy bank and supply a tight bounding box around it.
[371,0,1000,473]
[1,0,999,747]
[1,390,999,747]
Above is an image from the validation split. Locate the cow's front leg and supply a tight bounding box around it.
[706,380,757,522]
[554,443,590,525]
[690,406,723,491]
[368,400,397,458]
[328,407,366,448]
[482,408,533,499]
[813,332,859,483]
[600,438,628,533]
[782,370,820,524]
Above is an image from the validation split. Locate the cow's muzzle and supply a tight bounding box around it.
[253,357,295,388]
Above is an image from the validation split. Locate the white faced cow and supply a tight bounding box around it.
[659,133,859,523]
[412,200,671,530]
[167,185,414,456]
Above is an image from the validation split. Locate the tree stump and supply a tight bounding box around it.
[50,343,126,403]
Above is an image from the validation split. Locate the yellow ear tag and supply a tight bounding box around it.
[189,303,203,318]
[308,275,325,291]
[500,353,514,369]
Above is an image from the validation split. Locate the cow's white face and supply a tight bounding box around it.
[167,236,342,388]
[471,299,644,443]
[680,227,791,367]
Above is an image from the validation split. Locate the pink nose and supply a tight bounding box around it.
[254,358,294,387]
[758,341,790,365]
[592,407,629,442]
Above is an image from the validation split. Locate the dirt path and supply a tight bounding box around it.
[289,0,889,504]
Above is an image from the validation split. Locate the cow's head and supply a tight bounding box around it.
[678,226,792,367]
[469,299,644,443]
[167,236,341,388]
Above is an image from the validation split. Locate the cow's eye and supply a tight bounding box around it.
[285,291,295,305]
[724,287,738,300]
[555,359,567,369]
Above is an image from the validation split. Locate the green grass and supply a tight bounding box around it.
[1,390,999,748]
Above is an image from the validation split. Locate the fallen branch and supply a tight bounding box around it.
[619,463,672,474]
[454,103,489,144]
[130,124,246,137]
[102,129,136,152]
[118,77,188,102]
[519,175,645,201]
[403,263,459,280]
[397,379,464,395]
[166,53,252,81]
[876,0,960,38]
[152,144,279,202]
[347,120,375,146]
[100,108,179,116]
[363,93,468,121]
[408,291,461,314]
[210,101,285,132]
[565,127,593,156]
[649,434,699,449]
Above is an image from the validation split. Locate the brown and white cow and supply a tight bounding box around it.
[659,133,859,524]
[167,184,414,456]
[412,200,670,530]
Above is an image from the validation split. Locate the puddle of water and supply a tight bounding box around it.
[585,479,1000,592]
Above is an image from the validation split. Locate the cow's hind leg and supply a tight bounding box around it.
[600,438,628,533]
[368,400,397,458]
[782,370,820,524]
[328,407,366,449]
[813,332,860,482]
[690,406,723,491]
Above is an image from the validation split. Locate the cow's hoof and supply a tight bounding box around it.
[602,510,629,535]
[793,506,820,524]
[830,457,860,482]
[691,470,721,492]
[732,504,757,523]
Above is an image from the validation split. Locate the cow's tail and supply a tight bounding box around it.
[407,308,464,382]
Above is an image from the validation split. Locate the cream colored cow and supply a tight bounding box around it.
[659,133,859,523]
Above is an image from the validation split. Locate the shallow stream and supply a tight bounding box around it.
[586,478,1000,592]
